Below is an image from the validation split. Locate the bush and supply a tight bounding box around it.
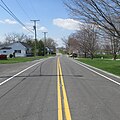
[94,54,113,59]
[9,54,13,58]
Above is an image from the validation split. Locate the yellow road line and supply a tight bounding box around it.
[57,57,72,120]
[57,58,63,120]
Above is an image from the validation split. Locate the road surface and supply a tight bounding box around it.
[0,56,120,120]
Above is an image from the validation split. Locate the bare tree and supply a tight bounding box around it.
[62,34,80,55]
[76,25,98,59]
[103,44,112,54]
[61,37,70,54]
[63,25,98,58]
[4,33,31,43]
[101,32,120,59]
[68,33,80,54]
[64,0,120,38]
[102,36,112,55]
[75,29,88,58]
[110,36,120,59]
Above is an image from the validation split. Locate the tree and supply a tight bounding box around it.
[4,33,30,43]
[62,25,98,58]
[65,0,120,38]
[76,25,98,59]
[61,37,69,53]
[100,32,120,59]
[44,38,57,54]
[110,36,120,59]
[68,33,80,54]
[62,34,80,55]
[37,40,45,56]
[65,0,120,59]
[25,39,35,55]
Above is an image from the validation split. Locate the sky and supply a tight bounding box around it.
[0,0,81,47]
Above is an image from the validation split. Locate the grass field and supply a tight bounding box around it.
[77,58,120,76]
[0,55,52,64]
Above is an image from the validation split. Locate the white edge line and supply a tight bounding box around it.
[75,58,120,79]
[0,60,43,86]
[72,59,120,86]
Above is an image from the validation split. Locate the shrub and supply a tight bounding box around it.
[9,54,13,58]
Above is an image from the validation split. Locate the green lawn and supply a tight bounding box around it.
[77,58,120,76]
[0,55,52,64]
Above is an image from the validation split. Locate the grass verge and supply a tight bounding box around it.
[77,58,120,76]
[0,55,54,64]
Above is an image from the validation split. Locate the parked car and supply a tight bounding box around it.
[72,53,77,58]
[69,54,73,57]
[69,53,77,58]
[0,54,7,60]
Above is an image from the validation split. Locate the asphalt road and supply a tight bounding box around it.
[0,56,120,120]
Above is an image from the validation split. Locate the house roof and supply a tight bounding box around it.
[0,44,9,49]
[20,42,31,49]
[0,47,12,50]
[0,41,31,49]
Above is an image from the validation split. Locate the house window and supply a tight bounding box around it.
[3,51,6,53]
[14,50,21,53]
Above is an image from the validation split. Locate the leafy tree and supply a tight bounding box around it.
[37,40,45,56]
[25,39,35,55]
[44,38,57,54]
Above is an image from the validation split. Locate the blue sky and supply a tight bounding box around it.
[0,0,81,46]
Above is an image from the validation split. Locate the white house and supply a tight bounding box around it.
[0,41,32,57]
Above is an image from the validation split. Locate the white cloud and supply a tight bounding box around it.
[5,19,17,24]
[38,26,48,32]
[53,18,82,30]
[22,22,34,31]
[22,23,48,33]
[25,23,48,32]
[0,19,17,24]
[0,20,5,24]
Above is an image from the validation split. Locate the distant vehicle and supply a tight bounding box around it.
[69,54,73,57]
[69,53,77,58]
[72,53,77,58]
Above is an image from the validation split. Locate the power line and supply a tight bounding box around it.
[15,0,31,20]
[29,0,38,18]
[0,0,33,33]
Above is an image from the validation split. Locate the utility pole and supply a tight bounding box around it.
[30,20,40,57]
[43,32,48,46]
[42,32,48,55]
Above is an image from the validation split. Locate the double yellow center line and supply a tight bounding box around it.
[57,57,72,120]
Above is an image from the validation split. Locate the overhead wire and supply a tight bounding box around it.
[15,0,40,32]
[15,0,31,20]
[0,0,34,33]
[28,0,39,19]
